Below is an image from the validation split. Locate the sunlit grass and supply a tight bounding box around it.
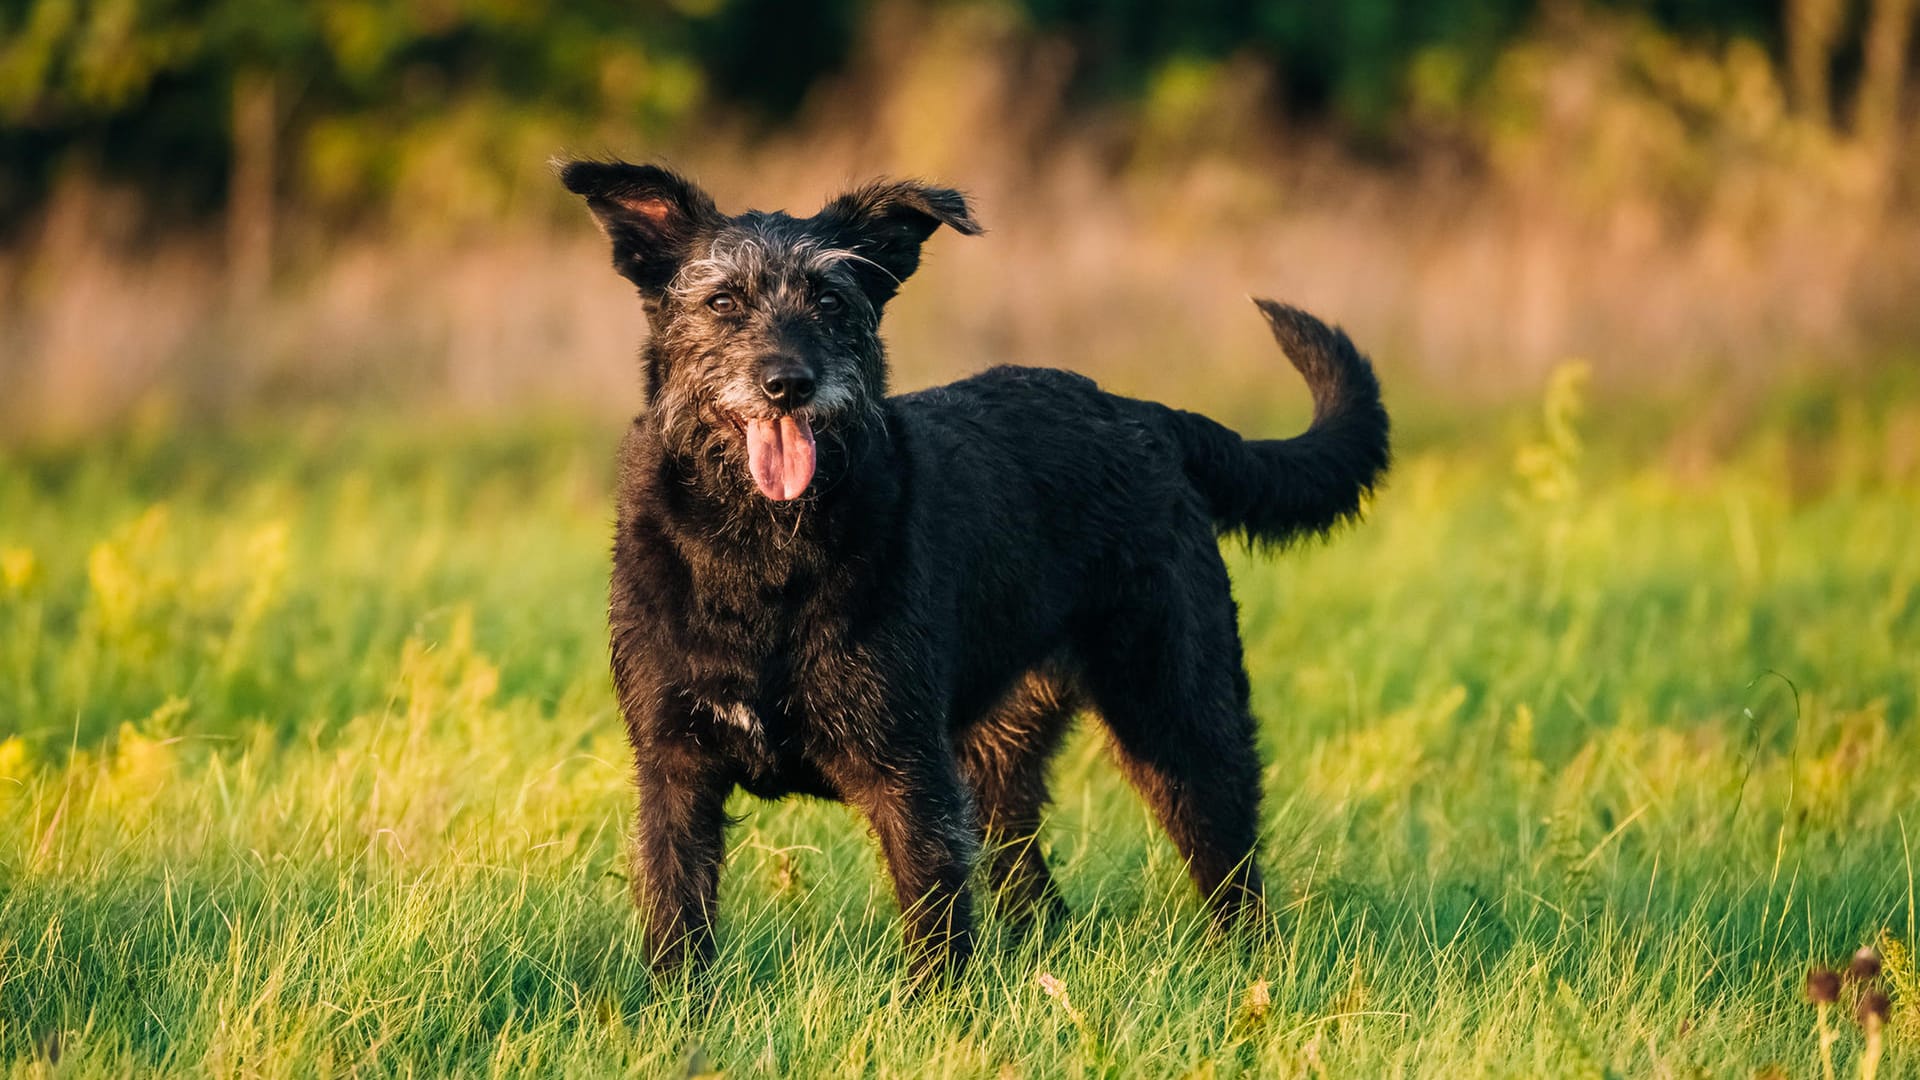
[2,381,1918,1076]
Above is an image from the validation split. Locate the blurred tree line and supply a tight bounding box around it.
[0,0,1878,235]
[0,0,859,226]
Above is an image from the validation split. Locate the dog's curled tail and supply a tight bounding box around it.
[1171,299,1390,546]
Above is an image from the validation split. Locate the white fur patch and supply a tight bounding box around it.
[712,701,760,734]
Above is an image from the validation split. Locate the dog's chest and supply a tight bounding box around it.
[699,696,836,799]
[673,606,876,800]
[625,507,882,797]
[672,554,870,713]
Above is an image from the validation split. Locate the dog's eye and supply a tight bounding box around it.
[707,292,738,315]
[817,291,842,314]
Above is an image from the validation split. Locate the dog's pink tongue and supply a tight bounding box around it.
[745,415,817,501]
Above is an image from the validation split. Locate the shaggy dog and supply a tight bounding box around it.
[559,160,1390,983]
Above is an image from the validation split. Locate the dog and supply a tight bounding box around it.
[559,160,1390,984]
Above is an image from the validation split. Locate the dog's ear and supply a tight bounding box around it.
[817,179,982,306]
[558,160,721,294]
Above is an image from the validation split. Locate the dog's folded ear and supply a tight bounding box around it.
[817,180,982,306]
[558,160,721,293]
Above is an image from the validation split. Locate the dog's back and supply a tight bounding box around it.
[890,298,1388,565]
[882,299,1387,682]
[878,295,1389,713]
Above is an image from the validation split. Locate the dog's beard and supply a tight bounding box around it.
[656,372,875,504]
[657,395,827,504]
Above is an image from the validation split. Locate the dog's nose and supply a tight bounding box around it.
[760,361,817,409]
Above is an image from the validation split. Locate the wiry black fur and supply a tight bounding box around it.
[560,160,1390,985]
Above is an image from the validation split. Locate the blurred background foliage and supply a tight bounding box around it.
[0,0,1824,222]
[0,0,1915,433]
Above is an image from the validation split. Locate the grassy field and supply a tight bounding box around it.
[3,370,1919,1077]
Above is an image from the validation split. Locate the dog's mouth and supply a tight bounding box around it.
[724,410,817,501]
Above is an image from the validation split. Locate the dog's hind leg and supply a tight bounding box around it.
[958,667,1079,929]
[1079,554,1267,926]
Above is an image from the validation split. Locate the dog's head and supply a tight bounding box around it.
[559,160,980,502]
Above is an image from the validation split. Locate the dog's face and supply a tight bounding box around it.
[561,161,980,501]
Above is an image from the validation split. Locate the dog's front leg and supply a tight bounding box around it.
[828,747,980,987]
[631,729,733,973]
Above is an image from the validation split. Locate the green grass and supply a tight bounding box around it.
[3,377,1919,1077]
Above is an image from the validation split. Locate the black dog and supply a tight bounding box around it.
[560,160,1389,983]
